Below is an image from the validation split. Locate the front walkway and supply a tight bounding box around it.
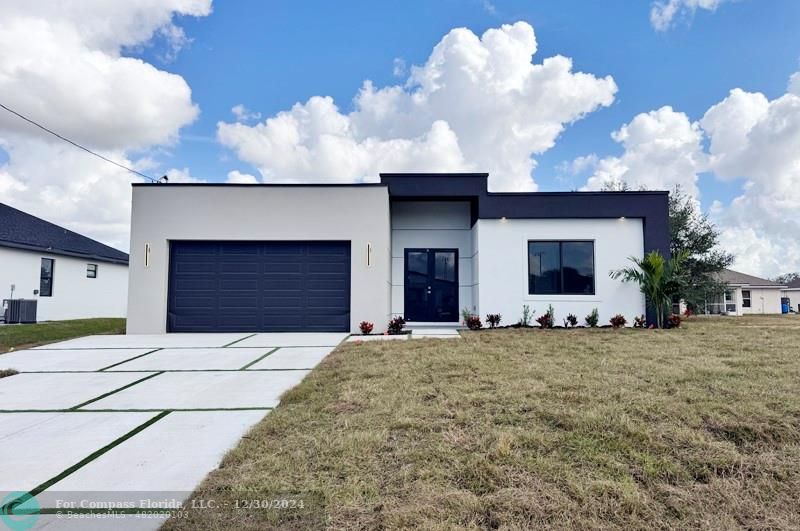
[0,332,347,530]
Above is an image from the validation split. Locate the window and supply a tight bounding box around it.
[742,290,751,308]
[87,263,98,278]
[725,290,736,313]
[528,241,594,295]
[40,258,54,297]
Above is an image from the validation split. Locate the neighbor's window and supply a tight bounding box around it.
[40,258,55,297]
[528,241,595,295]
[742,290,751,308]
[87,263,98,278]
[725,290,736,313]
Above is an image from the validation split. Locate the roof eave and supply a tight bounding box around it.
[0,240,129,265]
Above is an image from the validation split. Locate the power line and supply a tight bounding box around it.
[0,101,161,183]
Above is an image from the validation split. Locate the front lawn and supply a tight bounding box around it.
[0,318,126,353]
[165,316,800,530]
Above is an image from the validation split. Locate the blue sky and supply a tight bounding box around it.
[136,0,799,208]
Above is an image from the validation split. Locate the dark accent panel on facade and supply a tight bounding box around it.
[382,172,671,325]
[168,241,350,332]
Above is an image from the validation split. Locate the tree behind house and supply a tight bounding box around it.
[668,187,734,310]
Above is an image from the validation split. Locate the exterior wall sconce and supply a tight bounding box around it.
[367,242,373,267]
[144,243,151,268]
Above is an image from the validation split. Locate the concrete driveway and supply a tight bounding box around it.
[0,332,347,530]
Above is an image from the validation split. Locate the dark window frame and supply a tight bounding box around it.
[527,240,595,296]
[742,289,751,308]
[40,257,55,297]
[87,263,98,278]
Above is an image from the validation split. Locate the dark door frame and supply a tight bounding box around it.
[403,247,459,322]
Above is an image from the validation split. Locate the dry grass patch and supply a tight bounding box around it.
[164,316,800,530]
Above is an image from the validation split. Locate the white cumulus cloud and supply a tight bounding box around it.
[650,0,727,31]
[583,106,707,195]
[0,1,212,250]
[700,79,800,277]
[218,21,618,191]
[225,170,260,184]
[581,73,800,278]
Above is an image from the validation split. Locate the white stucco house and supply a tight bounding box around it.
[126,173,671,334]
[0,203,129,322]
[699,269,787,316]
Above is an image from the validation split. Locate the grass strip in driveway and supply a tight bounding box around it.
[98,348,162,371]
[69,372,163,410]
[221,334,257,348]
[0,411,170,514]
[239,348,279,370]
[163,315,800,530]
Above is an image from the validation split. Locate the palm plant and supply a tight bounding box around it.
[610,250,687,328]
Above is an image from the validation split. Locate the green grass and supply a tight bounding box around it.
[164,315,800,530]
[0,318,126,353]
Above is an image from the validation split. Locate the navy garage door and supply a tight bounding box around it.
[167,241,350,332]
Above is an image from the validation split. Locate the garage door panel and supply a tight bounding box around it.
[175,278,217,290]
[168,241,350,332]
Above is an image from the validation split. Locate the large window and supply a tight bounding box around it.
[742,290,751,308]
[40,258,55,297]
[528,241,594,295]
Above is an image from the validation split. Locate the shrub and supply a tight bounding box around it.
[485,313,502,328]
[518,305,534,327]
[610,314,627,329]
[633,315,646,328]
[465,315,483,330]
[563,313,578,328]
[359,321,374,335]
[585,308,599,328]
[683,307,694,318]
[536,305,555,329]
[461,307,473,324]
[668,313,682,328]
[387,316,406,335]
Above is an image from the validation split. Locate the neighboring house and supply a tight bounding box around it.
[126,173,670,334]
[699,269,787,316]
[782,278,800,312]
[0,203,129,322]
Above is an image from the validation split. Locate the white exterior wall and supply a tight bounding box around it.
[390,201,475,319]
[476,218,646,326]
[0,247,128,321]
[127,185,391,334]
[739,287,783,314]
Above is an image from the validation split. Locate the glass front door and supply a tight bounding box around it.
[404,248,458,322]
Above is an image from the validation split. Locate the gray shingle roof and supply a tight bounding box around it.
[717,268,784,288]
[0,203,128,265]
[786,278,800,289]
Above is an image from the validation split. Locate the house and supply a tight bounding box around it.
[781,278,800,312]
[699,269,787,316]
[0,203,129,322]
[126,173,670,333]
